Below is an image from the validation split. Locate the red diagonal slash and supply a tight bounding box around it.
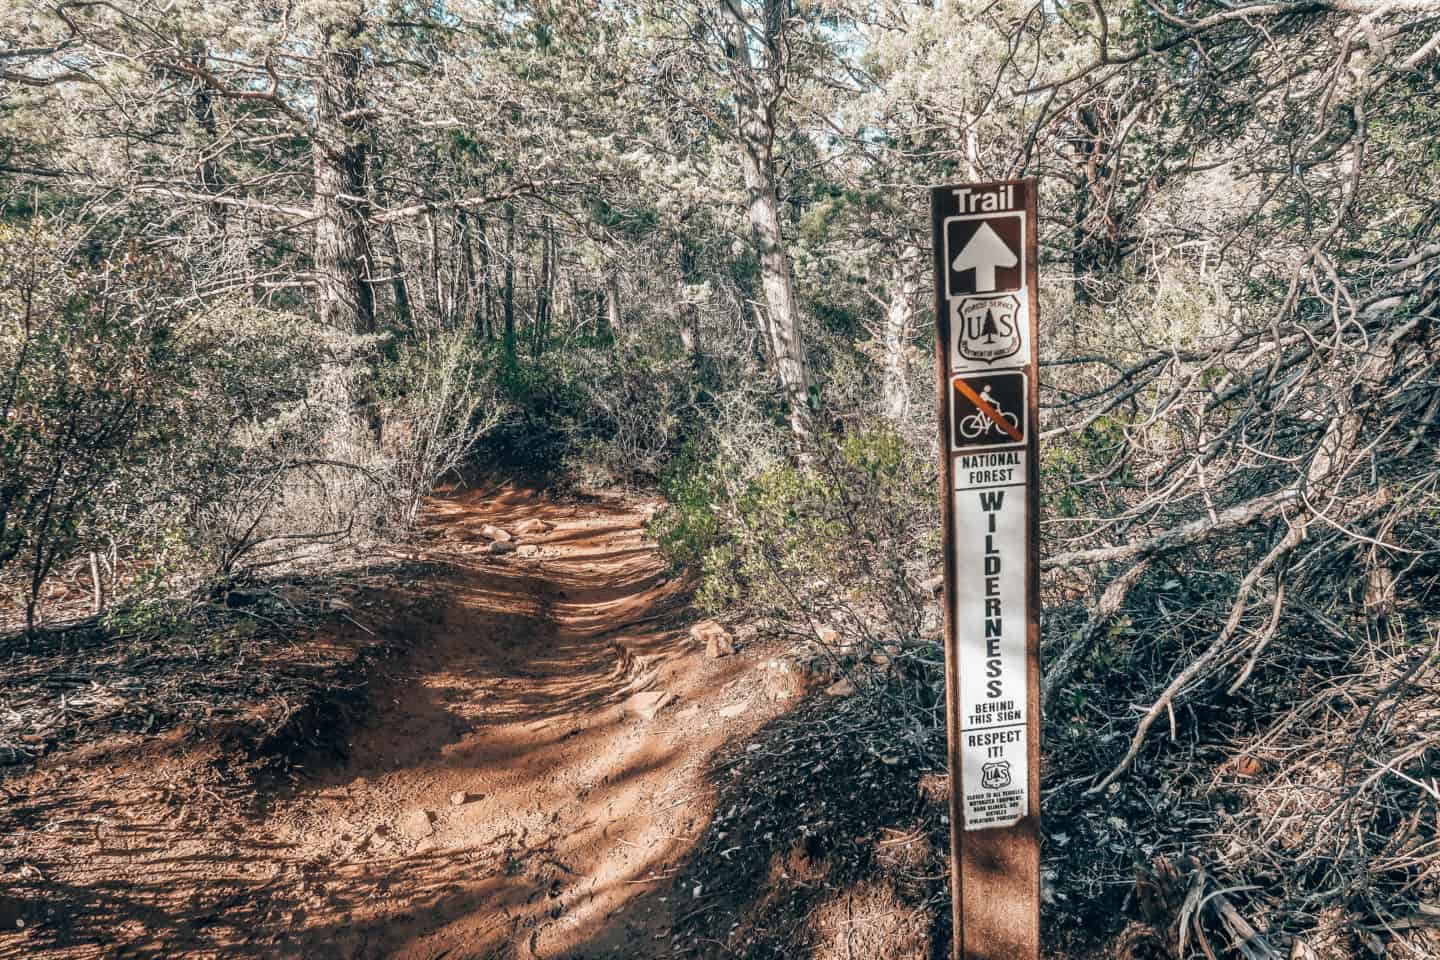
[953,378,1023,443]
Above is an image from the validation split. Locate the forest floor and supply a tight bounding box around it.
[0,480,809,959]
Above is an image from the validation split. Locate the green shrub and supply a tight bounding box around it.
[655,422,938,653]
[1,222,495,631]
[378,330,502,523]
[484,338,698,483]
[1,224,190,630]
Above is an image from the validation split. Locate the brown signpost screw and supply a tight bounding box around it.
[930,179,1042,960]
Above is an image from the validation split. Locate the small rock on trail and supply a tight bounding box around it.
[691,620,734,659]
[625,690,676,721]
[397,808,435,840]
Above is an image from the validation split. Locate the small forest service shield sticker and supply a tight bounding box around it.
[981,761,1012,789]
[955,295,1022,364]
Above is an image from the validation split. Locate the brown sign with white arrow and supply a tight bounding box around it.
[930,180,1042,960]
[946,216,1022,295]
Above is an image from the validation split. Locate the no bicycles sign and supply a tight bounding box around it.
[951,372,1027,448]
[930,180,1041,960]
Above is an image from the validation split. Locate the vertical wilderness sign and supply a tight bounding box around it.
[931,180,1042,959]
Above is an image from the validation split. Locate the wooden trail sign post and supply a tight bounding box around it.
[931,180,1041,959]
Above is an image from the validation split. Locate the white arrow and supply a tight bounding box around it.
[952,221,1018,293]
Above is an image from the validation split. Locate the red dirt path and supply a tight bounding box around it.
[1,482,790,959]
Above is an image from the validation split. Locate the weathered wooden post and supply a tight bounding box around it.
[930,179,1042,959]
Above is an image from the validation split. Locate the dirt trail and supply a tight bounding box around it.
[2,482,791,959]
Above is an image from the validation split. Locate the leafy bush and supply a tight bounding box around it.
[176,309,363,579]
[485,336,700,484]
[655,422,939,660]
[1,224,190,630]
[170,321,501,578]
[379,329,503,524]
[1,223,502,632]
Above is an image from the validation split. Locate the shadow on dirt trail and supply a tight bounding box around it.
[1,480,793,960]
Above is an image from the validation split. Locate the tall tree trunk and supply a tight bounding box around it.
[503,202,516,352]
[676,242,698,355]
[427,212,443,326]
[962,109,981,181]
[546,220,556,346]
[725,0,812,444]
[1071,104,1121,308]
[313,22,375,338]
[476,213,492,338]
[1072,171,1092,307]
[881,257,918,423]
[566,277,580,337]
[458,210,479,336]
[533,219,553,359]
[383,220,413,327]
[605,272,622,335]
[313,17,378,439]
[188,43,226,234]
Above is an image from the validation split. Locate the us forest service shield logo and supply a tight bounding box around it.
[980,761,1012,789]
[955,295,1022,364]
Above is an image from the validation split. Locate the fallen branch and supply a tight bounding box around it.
[1045,488,1300,572]
[1087,520,1306,794]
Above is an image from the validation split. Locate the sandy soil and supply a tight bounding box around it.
[1,481,792,959]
